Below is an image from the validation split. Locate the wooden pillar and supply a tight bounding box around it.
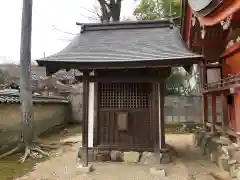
[201,60,208,128]
[211,94,217,134]
[82,71,90,167]
[221,92,227,136]
[158,80,165,149]
[202,95,208,128]
[234,92,240,143]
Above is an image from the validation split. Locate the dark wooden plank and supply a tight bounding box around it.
[76,76,162,83]
[93,82,98,146]
[202,95,208,128]
[159,81,166,149]
[82,71,90,167]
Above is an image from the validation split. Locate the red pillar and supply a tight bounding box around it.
[221,92,228,136]
[211,94,217,134]
[234,90,240,142]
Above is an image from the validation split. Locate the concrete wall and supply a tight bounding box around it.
[0,101,68,148]
[69,84,208,125]
[164,95,222,124]
[164,96,202,124]
[68,83,83,123]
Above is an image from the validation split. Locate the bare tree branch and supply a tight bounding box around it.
[79,6,101,18]
[52,25,77,36]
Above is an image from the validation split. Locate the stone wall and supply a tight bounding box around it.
[164,96,202,124]
[68,83,222,125]
[68,83,83,124]
[68,86,206,125]
[0,95,69,148]
[165,95,222,124]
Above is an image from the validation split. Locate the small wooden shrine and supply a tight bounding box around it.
[37,20,202,166]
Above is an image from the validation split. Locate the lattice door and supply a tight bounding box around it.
[99,83,150,109]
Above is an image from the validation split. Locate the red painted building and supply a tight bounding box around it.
[183,0,240,176]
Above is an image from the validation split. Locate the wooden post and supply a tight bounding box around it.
[201,60,208,128]
[221,93,227,136]
[159,81,165,149]
[82,71,90,167]
[211,94,217,134]
[20,0,34,142]
[234,93,240,143]
[202,95,208,128]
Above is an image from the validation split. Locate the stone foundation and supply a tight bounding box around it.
[193,129,240,179]
[78,146,177,164]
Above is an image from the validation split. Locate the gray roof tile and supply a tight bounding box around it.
[0,93,69,104]
[37,20,202,67]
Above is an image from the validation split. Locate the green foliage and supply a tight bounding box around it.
[133,0,194,96]
[166,67,192,96]
[133,0,181,20]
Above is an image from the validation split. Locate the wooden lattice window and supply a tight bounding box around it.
[99,83,150,109]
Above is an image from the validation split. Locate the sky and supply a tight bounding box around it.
[0,0,137,64]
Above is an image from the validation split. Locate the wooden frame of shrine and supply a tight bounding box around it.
[37,20,202,166]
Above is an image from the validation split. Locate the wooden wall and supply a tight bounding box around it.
[91,82,160,151]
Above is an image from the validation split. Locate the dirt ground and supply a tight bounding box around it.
[14,129,231,180]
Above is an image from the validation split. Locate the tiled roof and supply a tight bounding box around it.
[0,95,19,103]
[0,93,69,104]
[37,20,202,68]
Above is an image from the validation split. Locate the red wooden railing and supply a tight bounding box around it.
[204,73,240,92]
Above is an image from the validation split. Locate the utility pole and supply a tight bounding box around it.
[20,0,34,142]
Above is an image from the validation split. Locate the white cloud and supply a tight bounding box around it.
[0,0,137,64]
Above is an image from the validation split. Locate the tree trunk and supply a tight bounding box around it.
[0,0,58,163]
[20,0,35,145]
[98,0,111,23]
[111,0,121,21]
[98,0,122,23]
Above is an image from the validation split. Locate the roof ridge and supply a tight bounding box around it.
[76,20,175,33]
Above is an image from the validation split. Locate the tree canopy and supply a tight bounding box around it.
[134,0,181,20]
[166,68,192,96]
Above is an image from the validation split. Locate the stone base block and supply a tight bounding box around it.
[140,152,159,165]
[78,148,97,162]
[159,148,174,164]
[110,151,123,162]
[149,167,166,177]
[76,163,94,173]
[123,151,140,164]
[96,151,111,162]
[160,152,171,164]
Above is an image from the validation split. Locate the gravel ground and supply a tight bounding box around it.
[16,134,230,180]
